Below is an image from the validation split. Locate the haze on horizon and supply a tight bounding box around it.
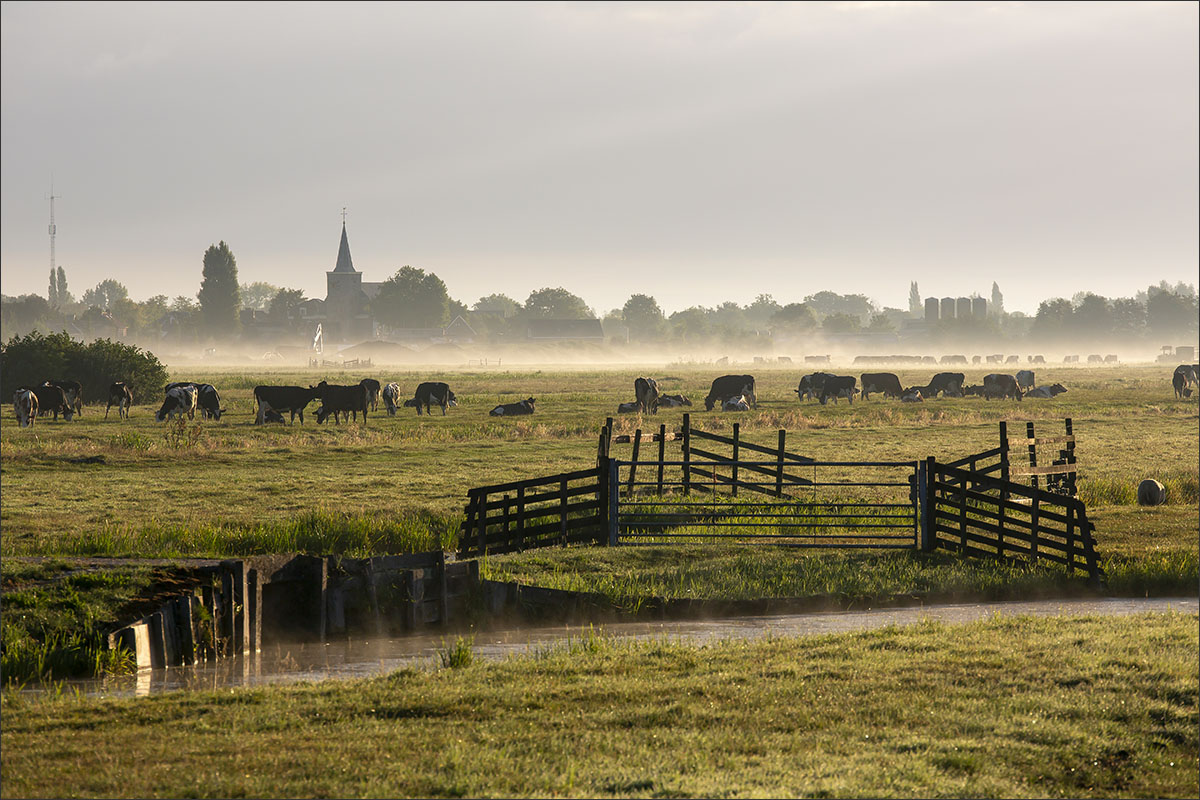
[2,1,1196,317]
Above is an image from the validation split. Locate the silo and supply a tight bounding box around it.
[924,298,939,323]
[956,297,971,319]
[940,297,956,320]
[972,297,987,319]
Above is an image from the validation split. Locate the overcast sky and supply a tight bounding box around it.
[2,1,1196,316]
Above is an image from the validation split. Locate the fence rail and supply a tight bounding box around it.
[458,468,604,558]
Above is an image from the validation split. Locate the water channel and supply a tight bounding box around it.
[59,596,1198,699]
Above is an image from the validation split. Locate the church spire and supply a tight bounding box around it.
[332,212,356,273]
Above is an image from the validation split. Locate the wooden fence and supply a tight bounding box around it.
[458,466,606,558]
[924,459,1103,584]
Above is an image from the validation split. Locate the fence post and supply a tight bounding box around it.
[628,429,642,495]
[682,413,691,496]
[516,487,525,551]
[1026,421,1039,492]
[608,459,620,546]
[921,457,935,551]
[731,422,740,498]
[596,458,608,546]
[476,490,488,558]
[1065,501,1076,575]
[502,494,511,552]
[776,430,786,498]
[560,477,569,547]
[1029,492,1040,564]
[999,421,1010,482]
[958,479,969,553]
[657,424,666,495]
[1064,417,1076,497]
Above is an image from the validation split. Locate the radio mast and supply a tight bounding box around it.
[48,181,60,274]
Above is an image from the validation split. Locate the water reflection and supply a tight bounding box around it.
[63,596,1199,699]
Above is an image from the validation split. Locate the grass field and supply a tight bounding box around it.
[1,613,1196,798]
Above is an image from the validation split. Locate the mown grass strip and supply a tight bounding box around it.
[2,613,1195,799]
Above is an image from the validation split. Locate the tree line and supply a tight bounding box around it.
[2,241,1196,350]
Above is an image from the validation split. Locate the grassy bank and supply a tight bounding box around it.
[2,613,1196,798]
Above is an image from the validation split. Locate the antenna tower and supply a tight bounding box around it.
[48,181,60,274]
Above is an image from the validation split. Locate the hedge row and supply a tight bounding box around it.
[1,331,170,405]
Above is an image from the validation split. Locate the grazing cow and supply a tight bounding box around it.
[315,381,369,424]
[13,389,37,427]
[156,384,198,421]
[940,355,967,365]
[704,375,756,411]
[617,401,641,413]
[253,385,320,424]
[722,395,751,411]
[961,384,984,397]
[382,382,402,415]
[360,379,381,412]
[819,375,858,405]
[634,377,660,414]
[795,372,834,401]
[1005,355,1019,364]
[105,382,134,419]
[490,398,535,416]
[982,373,1023,401]
[922,372,966,398]
[1063,355,1079,363]
[657,394,691,408]
[1026,384,1067,399]
[1173,366,1193,399]
[1016,370,1036,390]
[1031,355,1046,364]
[27,384,73,421]
[44,380,83,417]
[985,355,1003,364]
[166,382,224,420]
[1087,354,1103,364]
[408,382,457,416]
[859,372,903,401]
[901,388,923,403]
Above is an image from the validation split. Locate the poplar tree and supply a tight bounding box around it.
[198,241,242,339]
[48,269,58,306]
[56,267,71,305]
[908,282,921,315]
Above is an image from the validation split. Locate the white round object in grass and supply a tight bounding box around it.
[1137,479,1166,506]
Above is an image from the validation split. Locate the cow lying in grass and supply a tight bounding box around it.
[490,398,535,416]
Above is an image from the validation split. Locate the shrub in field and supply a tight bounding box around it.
[0,331,169,405]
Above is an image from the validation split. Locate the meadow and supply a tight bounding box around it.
[1,361,1197,796]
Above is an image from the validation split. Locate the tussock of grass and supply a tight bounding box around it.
[36,508,462,559]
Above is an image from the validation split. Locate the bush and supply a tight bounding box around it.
[0,331,169,405]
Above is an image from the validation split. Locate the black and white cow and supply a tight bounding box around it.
[1025,383,1067,399]
[657,394,691,408]
[819,375,858,405]
[254,385,320,424]
[105,382,134,419]
[617,401,641,413]
[859,372,902,401]
[1172,365,1194,399]
[44,380,83,417]
[795,372,834,401]
[722,395,751,411]
[1016,370,1036,390]
[490,397,535,416]
[901,388,924,402]
[315,381,369,424]
[406,382,457,416]
[13,389,37,427]
[634,377,660,414]
[705,375,756,411]
[156,384,198,421]
[166,382,224,420]
[382,382,402,415]
[982,373,1023,401]
[922,372,966,398]
[27,384,73,421]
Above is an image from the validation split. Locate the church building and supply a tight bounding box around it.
[301,221,383,344]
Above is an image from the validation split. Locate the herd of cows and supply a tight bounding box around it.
[9,364,1200,428]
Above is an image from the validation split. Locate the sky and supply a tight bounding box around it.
[2,1,1196,316]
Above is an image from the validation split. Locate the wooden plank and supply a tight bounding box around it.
[1006,435,1075,446]
[929,481,1075,526]
[689,427,815,463]
[934,535,1071,569]
[930,510,1073,555]
[1009,463,1078,477]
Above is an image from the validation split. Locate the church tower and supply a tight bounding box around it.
[324,219,372,342]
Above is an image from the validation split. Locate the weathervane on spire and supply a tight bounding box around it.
[341,207,347,226]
